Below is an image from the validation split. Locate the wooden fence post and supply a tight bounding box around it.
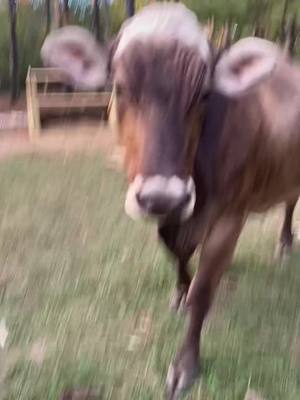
[26,67,41,141]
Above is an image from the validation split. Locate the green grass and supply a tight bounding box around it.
[0,154,300,399]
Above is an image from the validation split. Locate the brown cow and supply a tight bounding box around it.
[41,3,300,399]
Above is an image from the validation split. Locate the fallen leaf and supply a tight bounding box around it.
[244,389,266,400]
[0,320,8,348]
[138,314,152,336]
[28,338,47,366]
[290,335,300,366]
[128,334,142,352]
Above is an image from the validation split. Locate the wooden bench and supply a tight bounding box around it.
[26,66,112,141]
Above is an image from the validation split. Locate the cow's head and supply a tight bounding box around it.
[41,3,280,221]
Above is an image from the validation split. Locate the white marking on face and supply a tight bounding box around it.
[141,176,186,200]
[124,175,145,220]
[124,174,196,221]
[114,3,210,62]
[181,177,196,221]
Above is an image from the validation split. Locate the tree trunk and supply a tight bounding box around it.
[92,0,101,42]
[289,15,298,56]
[102,0,110,40]
[125,0,135,18]
[251,0,269,38]
[284,14,298,56]
[8,0,19,103]
[45,0,51,34]
[280,0,290,42]
[62,0,70,26]
[51,0,61,30]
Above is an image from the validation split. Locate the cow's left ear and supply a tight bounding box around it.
[213,37,281,97]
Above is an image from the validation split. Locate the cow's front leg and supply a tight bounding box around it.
[169,258,192,313]
[159,221,199,313]
[166,213,244,399]
[276,198,298,261]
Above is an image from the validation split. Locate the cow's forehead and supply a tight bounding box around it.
[114,40,208,101]
[114,3,210,63]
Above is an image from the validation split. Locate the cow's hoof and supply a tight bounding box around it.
[169,287,188,314]
[166,351,200,399]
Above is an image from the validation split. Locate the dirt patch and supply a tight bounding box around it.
[0,120,122,169]
[0,92,123,167]
[0,111,27,130]
[0,94,26,112]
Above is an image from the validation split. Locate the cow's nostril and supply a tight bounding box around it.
[181,192,191,207]
[136,193,145,209]
[136,193,171,216]
[130,176,195,220]
[136,192,192,217]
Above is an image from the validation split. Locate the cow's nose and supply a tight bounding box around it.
[136,175,194,216]
[136,190,191,217]
[125,175,196,220]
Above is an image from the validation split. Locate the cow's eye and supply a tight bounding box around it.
[115,83,138,104]
[116,83,130,100]
[115,83,122,96]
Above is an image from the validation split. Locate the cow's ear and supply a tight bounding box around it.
[41,26,109,90]
[213,37,281,97]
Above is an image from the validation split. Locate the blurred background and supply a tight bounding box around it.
[1,0,300,96]
[0,2,300,400]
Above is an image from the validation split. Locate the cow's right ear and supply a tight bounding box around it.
[41,26,109,90]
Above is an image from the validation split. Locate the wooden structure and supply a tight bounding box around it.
[26,67,111,141]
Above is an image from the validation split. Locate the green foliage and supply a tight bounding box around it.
[0,2,127,92]
[0,0,299,93]
[0,7,10,91]
[0,5,45,91]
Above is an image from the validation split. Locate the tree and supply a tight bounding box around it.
[8,0,19,102]
[92,0,101,42]
[61,0,70,25]
[51,0,61,29]
[125,0,135,18]
[280,0,291,42]
[283,14,298,56]
[102,0,111,40]
[45,0,51,34]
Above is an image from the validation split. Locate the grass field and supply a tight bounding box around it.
[1,154,300,400]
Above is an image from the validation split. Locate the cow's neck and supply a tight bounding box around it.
[193,92,229,210]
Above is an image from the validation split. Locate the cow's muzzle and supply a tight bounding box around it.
[125,175,196,221]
